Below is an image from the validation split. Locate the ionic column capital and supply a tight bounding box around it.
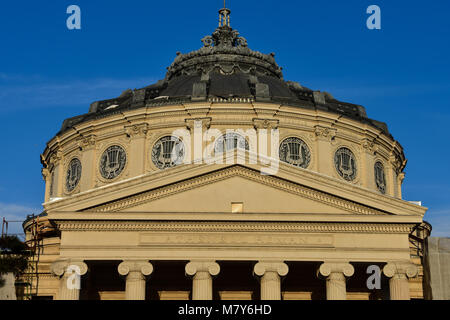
[118,260,154,277]
[253,261,289,277]
[125,124,149,138]
[51,259,88,277]
[383,262,418,279]
[318,262,354,278]
[185,260,220,277]
[185,118,212,131]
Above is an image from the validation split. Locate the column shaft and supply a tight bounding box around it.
[125,271,146,300]
[383,262,417,300]
[254,261,288,301]
[389,275,410,300]
[325,272,347,300]
[118,260,153,300]
[192,271,213,300]
[58,274,81,300]
[185,261,220,301]
[52,260,88,301]
[318,262,354,301]
[260,271,281,300]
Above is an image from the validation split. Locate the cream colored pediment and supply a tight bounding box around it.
[86,165,387,216]
[46,162,426,218]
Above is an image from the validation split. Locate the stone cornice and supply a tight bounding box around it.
[44,161,426,217]
[53,220,415,234]
[86,166,387,215]
[42,102,401,166]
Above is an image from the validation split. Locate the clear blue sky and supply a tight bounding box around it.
[0,1,449,237]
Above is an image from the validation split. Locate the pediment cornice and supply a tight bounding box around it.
[43,160,426,217]
[87,166,386,215]
[54,220,416,234]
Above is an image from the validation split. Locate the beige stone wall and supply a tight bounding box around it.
[41,102,406,203]
[26,101,428,300]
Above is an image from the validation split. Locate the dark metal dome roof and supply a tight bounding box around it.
[58,7,391,138]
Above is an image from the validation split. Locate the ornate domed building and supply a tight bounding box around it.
[23,6,430,300]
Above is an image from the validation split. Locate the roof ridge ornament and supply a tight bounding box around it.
[219,1,231,28]
[200,3,247,49]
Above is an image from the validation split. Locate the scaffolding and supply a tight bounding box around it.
[1,215,43,300]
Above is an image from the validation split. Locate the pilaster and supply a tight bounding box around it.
[77,135,97,191]
[314,125,336,175]
[125,124,148,177]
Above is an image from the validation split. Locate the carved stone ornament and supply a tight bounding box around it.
[185,261,220,277]
[185,118,212,131]
[334,147,357,181]
[318,262,355,278]
[66,158,82,192]
[383,262,418,279]
[361,138,375,153]
[77,135,96,150]
[125,123,148,138]
[152,136,185,169]
[51,260,88,277]
[99,145,127,179]
[118,260,153,277]
[254,262,289,277]
[253,118,279,130]
[374,161,387,194]
[314,126,336,141]
[279,137,311,169]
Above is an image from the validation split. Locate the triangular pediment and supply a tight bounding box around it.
[46,162,426,220]
[85,165,388,216]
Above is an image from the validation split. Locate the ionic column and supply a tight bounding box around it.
[318,262,354,300]
[383,262,418,300]
[118,260,153,300]
[185,261,220,300]
[51,259,88,300]
[253,261,289,300]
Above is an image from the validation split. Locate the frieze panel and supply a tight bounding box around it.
[139,232,334,248]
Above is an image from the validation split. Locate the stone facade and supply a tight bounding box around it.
[21,6,430,300]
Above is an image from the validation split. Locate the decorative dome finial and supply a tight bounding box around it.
[219,1,231,28]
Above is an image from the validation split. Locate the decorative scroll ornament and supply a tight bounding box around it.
[318,262,355,278]
[185,261,220,277]
[254,262,289,277]
[152,136,185,169]
[100,145,127,179]
[77,135,96,150]
[279,137,311,169]
[374,161,387,194]
[118,260,153,277]
[383,262,418,279]
[66,158,82,192]
[125,123,148,138]
[201,36,214,48]
[165,6,283,81]
[334,147,357,181]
